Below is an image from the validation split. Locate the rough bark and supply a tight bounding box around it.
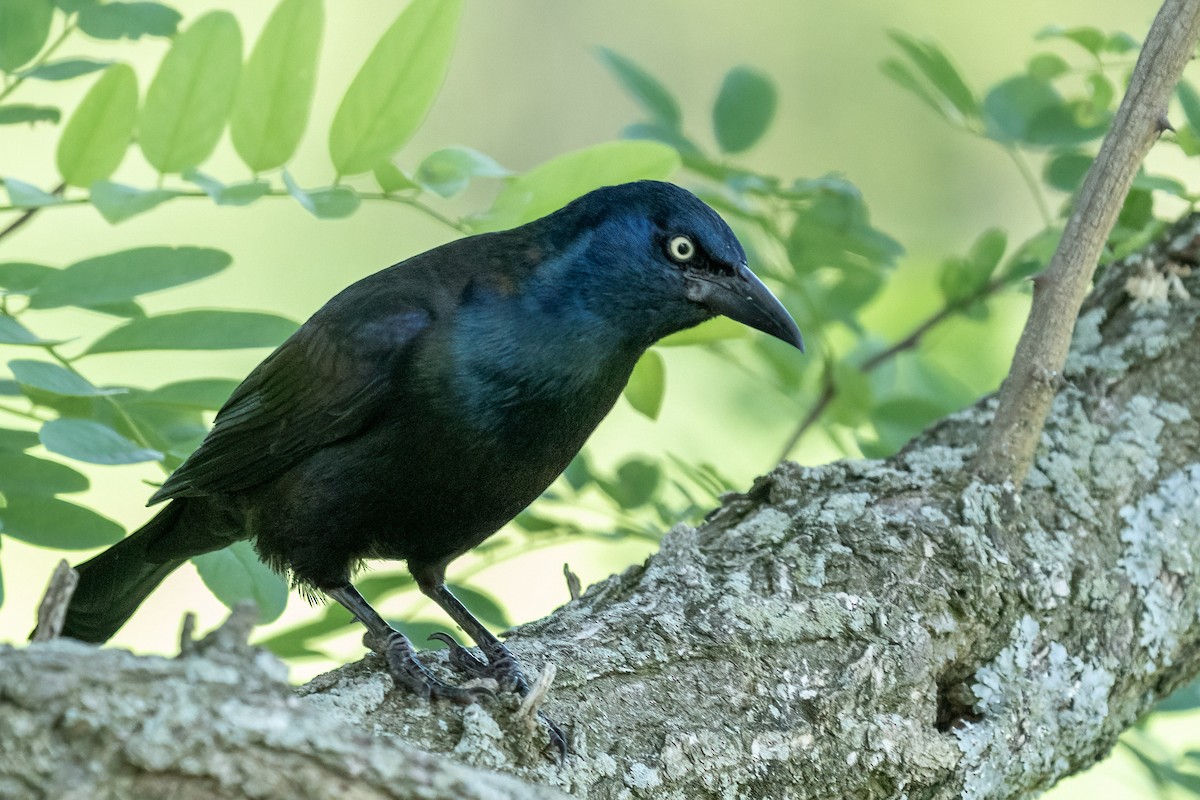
[3,217,1200,799]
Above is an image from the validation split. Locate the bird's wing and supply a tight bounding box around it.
[149,307,431,502]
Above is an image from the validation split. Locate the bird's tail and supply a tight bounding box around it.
[57,500,195,643]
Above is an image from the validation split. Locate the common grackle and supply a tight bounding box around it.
[55,180,803,756]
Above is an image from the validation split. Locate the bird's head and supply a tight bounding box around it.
[544,181,804,353]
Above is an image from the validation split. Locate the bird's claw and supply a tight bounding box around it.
[429,631,569,760]
[429,631,491,677]
[540,711,569,763]
[382,631,492,705]
[429,631,525,693]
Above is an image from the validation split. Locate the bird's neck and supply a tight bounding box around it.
[443,243,646,440]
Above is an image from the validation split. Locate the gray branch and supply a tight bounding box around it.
[4,217,1200,799]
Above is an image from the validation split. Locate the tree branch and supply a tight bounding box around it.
[973,0,1200,486]
[4,213,1200,799]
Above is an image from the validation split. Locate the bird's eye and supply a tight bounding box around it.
[667,235,696,263]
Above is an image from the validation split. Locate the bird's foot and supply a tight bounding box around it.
[428,631,526,693]
[372,630,493,705]
[429,632,568,761]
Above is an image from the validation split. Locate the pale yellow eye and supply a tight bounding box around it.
[668,235,696,263]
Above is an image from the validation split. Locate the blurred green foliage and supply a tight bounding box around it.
[0,2,1199,792]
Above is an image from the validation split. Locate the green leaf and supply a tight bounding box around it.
[563,452,590,491]
[3,178,63,207]
[1086,73,1114,113]
[0,104,60,125]
[0,261,53,292]
[621,121,701,157]
[0,0,53,72]
[886,31,979,121]
[1044,151,1092,192]
[373,161,417,193]
[20,58,114,81]
[183,171,271,207]
[0,314,57,345]
[938,257,981,304]
[86,310,298,355]
[1132,172,1187,196]
[53,0,97,13]
[29,246,231,310]
[1114,187,1154,241]
[0,450,89,495]
[88,180,180,223]
[0,428,38,451]
[282,169,361,219]
[1177,82,1200,135]
[0,495,123,549]
[416,146,510,198]
[9,359,124,397]
[595,47,681,128]
[1104,32,1139,54]
[56,63,139,187]
[712,66,776,153]
[598,458,661,508]
[983,75,1107,147]
[139,378,237,410]
[968,228,1007,277]
[1027,53,1069,80]
[658,316,749,347]
[193,541,288,623]
[329,0,463,176]
[1175,124,1200,158]
[231,0,323,172]
[255,603,351,658]
[1036,24,1106,56]
[116,398,206,462]
[479,140,680,231]
[1001,226,1061,281]
[880,58,949,121]
[89,300,145,318]
[787,183,903,274]
[139,11,242,174]
[983,75,1058,142]
[624,349,665,420]
[40,418,163,464]
[77,1,180,40]
[826,362,872,426]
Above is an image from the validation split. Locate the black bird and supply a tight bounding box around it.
[56,180,803,753]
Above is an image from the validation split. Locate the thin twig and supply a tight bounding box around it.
[778,370,836,461]
[30,560,79,642]
[0,206,40,244]
[0,182,65,243]
[973,0,1200,486]
[563,564,582,601]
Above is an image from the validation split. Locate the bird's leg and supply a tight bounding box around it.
[411,567,526,690]
[326,584,489,705]
[412,565,568,758]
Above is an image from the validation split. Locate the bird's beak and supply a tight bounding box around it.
[689,263,805,352]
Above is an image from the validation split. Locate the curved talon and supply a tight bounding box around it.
[420,632,568,760]
[428,631,491,677]
[541,712,568,763]
[382,632,490,705]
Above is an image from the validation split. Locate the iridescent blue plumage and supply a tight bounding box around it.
[58,180,803,756]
